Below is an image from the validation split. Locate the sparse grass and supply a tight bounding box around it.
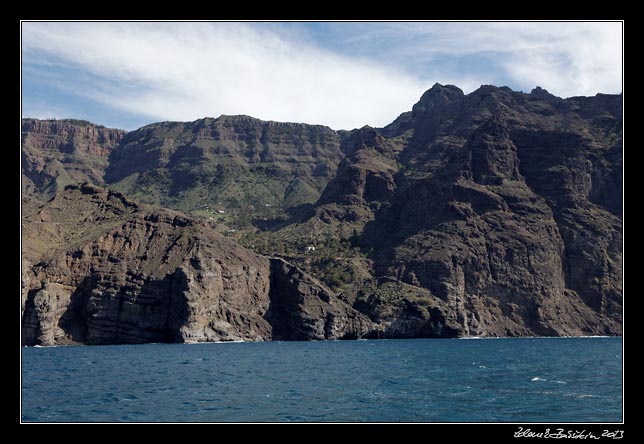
[240,220,374,294]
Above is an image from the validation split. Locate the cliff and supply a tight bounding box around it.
[21,118,126,197]
[21,83,623,342]
[21,184,371,345]
[248,85,622,337]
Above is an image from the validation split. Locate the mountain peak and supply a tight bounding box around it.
[22,85,623,343]
[425,83,465,98]
[530,86,561,101]
[412,83,464,118]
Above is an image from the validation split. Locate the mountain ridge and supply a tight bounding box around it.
[21,183,372,345]
[21,83,623,344]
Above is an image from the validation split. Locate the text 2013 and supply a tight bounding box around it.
[514,427,624,439]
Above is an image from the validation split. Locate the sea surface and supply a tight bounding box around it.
[21,337,622,423]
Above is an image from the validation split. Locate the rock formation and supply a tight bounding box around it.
[21,184,371,345]
[21,84,623,343]
[312,85,622,336]
[21,118,126,198]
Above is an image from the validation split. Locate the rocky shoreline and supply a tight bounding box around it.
[22,84,622,346]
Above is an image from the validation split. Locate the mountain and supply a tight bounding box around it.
[21,83,623,343]
[22,118,126,198]
[22,115,347,227]
[244,85,622,337]
[21,184,371,345]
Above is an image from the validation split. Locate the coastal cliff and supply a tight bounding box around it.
[21,184,370,345]
[21,84,622,344]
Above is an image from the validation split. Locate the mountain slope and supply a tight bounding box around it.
[21,184,372,345]
[104,116,346,226]
[21,118,126,198]
[21,84,623,340]
[22,115,347,228]
[247,84,622,337]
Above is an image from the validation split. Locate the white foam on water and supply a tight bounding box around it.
[531,377,546,381]
[567,335,613,338]
[184,339,247,345]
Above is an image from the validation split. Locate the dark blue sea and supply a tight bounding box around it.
[21,337,622,423]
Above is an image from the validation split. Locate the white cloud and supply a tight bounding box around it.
[21,22,427,130]
[488,23,622,97]
[343,22,622,97]
[21,22,623,130]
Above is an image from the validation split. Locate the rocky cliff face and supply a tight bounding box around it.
[266,258,372,340]
[21,84,623,342]
[21,119,126,197]
[22,116,345,228]
[21,184,371,345]
[104,116,345,223]
[323,85,621,336]
[249,84,622,337]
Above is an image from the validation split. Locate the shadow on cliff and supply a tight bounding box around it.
[263,258,370,341]
[358,172,461,266]
[263,260,303,341]
[57,269,191,345]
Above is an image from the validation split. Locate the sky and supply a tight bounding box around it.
[21,21,623,131]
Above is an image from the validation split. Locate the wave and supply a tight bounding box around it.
[183,339,247,345]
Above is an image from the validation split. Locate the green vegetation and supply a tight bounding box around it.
[100,117,344,231]
[240,223,373,294]
[353,279,443,322]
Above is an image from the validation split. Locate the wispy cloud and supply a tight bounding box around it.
[21,22,426,130]
[326,22,622,97]
[21,22,622,130]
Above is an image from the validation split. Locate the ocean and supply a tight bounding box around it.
[21,337,622,423]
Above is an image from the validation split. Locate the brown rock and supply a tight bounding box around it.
[21,119,126,197]
[266,257,372,340]
[21,185,373,345]
[21,83,622,340]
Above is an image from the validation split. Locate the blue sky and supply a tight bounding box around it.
[21,22,623,131]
